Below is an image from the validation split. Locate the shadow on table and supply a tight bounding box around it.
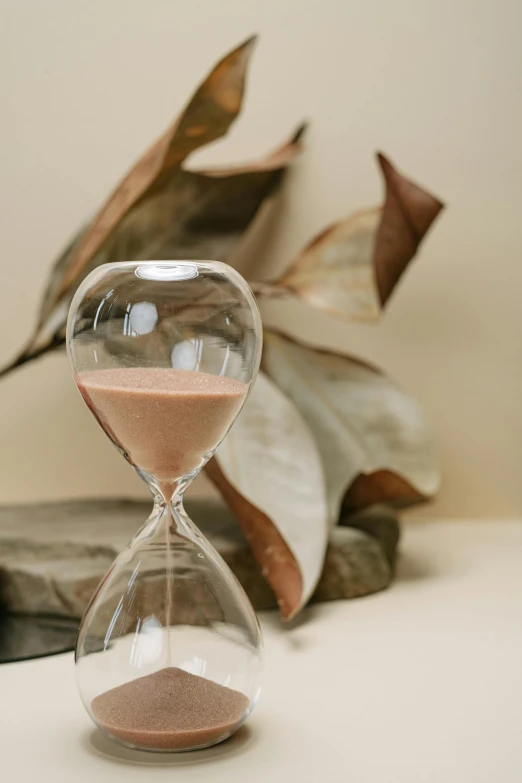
[82,723,255,767]
[0,613,77,664]
[395,550,437,583]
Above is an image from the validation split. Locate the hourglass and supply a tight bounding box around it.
[66,260,263,752]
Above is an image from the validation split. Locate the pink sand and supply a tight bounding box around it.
[77,368,246,489]
[91,667,249,751]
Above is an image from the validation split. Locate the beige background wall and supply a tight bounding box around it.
[1,0,521,517]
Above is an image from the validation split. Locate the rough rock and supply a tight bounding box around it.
[0,499,399,618]
[340,503,401,568]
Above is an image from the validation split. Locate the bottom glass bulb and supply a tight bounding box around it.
[76,500,263,752]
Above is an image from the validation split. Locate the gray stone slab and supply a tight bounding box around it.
[0,499,399,618]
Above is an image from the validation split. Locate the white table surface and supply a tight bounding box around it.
[2,519,522,783]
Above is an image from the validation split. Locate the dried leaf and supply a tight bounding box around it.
[96,128,305,270]
[271,208,383,321]
[207,371,328,619]
[257,153,444,322]
[343,470,427,513]
[262,330,439,522]
[373,153,444,306]
[52,36,258,305]
[0,38,304,378]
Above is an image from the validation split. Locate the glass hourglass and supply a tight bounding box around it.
[66,260,263,752]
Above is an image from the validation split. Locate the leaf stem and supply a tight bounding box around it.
[249,281,291,299]
[0,337,65,380]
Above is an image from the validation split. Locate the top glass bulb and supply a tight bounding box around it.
[68,260,261,499]
[67,261,263,753]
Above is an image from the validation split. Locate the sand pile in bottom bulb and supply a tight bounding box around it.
[91,667,249,751]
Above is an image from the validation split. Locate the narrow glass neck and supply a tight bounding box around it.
[142,471,195,507]
[132,491,205,550]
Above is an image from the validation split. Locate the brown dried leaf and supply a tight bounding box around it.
[207,371,328,619]
[205,458,303,620]
[262,330,439,522]
[0,38,304,378]
[271,208,384,321]
[343,470,426,513]
[374,153,445,307]
[50,36,258,307]
[97,127,305,269]
[258,153,444,322]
